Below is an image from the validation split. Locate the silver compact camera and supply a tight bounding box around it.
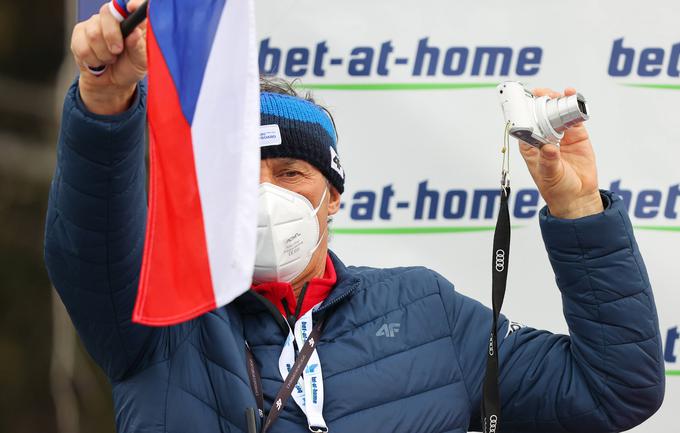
[497,81,589,147]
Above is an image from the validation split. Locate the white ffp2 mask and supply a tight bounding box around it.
[253,183,328,283]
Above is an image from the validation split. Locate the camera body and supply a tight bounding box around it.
[497,81,589,147]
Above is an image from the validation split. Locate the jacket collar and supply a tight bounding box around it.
[234,250,361,320]
[316,250,362,313]
[251,254,337,318]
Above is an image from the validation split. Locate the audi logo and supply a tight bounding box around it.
[488,415,498,433]
[495,249,506,272]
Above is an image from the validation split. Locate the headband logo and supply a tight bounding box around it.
[259,124,282,147]
[330,147,344,179]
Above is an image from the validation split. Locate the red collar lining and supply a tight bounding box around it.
[251,254,336,319]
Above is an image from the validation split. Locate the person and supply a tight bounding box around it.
[45,1,665,432]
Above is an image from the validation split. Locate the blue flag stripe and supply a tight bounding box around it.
[149,0,227,125]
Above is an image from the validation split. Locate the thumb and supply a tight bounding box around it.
[538,144,563,182]
[124,27,147,65]
[127,0,147,13]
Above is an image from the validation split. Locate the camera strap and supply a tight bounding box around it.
[481,123,512,433]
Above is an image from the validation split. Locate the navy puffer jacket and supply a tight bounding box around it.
[44,81,665,433]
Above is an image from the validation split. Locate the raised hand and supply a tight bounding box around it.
[70,0,147,115]
[518,88,604,219]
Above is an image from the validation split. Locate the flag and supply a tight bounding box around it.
[133,0,260,325]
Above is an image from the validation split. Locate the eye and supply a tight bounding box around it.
[281,170,302,178]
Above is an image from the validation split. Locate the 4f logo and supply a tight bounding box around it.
[376,323,400,337]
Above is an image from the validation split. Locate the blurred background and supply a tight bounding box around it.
[2,1,678,433]
[0,1,116,432]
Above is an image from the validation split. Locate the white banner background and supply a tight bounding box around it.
[257,0,679,431]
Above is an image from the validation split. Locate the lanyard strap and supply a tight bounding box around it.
[481,186,511,433]
[245,316,326,433]
[285,309,327,431]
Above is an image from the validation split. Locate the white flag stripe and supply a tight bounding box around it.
[191,0,259,307]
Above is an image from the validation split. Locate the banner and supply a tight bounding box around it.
[255,1,679,431]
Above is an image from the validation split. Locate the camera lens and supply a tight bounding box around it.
[546,93,590,133]
[577,98,587,116]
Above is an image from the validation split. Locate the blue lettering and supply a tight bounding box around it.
[634,190,662,218]
[259,38,281,75]
[442,47,468,76]
[665,184,680,219]
[380,185,395,220]
[610,180,632,212]
[313,41,328,77]
[607,39,680,78]
[514,189,540,218]
[350,191,376,220]
[665,327,679,363]
[669,42,680,77]
[471,190,500,219]
[415,181,439,220]
[259,39,542,78]
[443,190,467,219]
[285,47,309,77]
[638,48,664,77]
[377,41,394,76]
[608,38,634,77]
[348,47,374,76]
[516,47,542,76]
[471,47,512,76]
[311,377,319,403]
[413,38,439,76]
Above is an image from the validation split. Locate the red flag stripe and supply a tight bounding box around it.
[132,20,216,325]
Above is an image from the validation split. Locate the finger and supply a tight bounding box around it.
[124,27,147,65]
[121,27,148,77]
[127,0,147,14]
[532,87,553,97]
[84,16,117,65]
[72,27,106,69]
[533,87,563,99]
[560,123,590,145]
[100,4,123,54]
[538,143,563,181]
[125,26,143,48]
[518,141,538,161]
[564,87,577,96]
[70,22,87,64]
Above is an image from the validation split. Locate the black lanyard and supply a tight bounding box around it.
[481,187,511,433]
[245,316,326,433]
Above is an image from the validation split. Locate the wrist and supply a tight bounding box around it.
[78,76,137,116]
[547,192,604,219]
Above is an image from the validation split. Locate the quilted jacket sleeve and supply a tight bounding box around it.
[440,191,665,433]
[44,80,161,381]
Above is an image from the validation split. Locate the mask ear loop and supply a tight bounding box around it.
[309,186,330,254]
[311,186,329,215]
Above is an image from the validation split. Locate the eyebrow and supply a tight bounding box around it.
[278,158,309,170]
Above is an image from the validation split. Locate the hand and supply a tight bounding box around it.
[71,0,147,115]
[518,87,604,219]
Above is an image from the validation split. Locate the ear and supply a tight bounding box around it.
[327,185,341,216]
